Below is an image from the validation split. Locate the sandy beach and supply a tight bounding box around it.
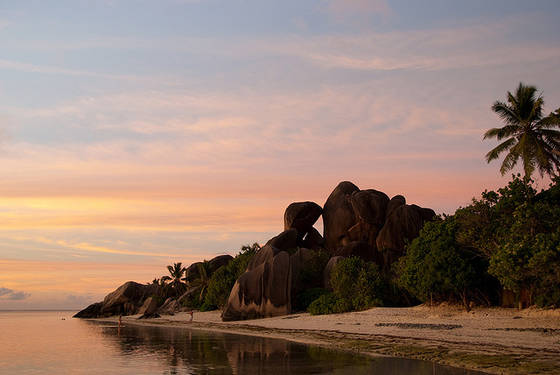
[95,305,560,375]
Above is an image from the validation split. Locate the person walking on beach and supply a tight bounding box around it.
[188,310,193,323]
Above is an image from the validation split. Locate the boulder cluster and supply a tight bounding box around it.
[74,181,435,321]
[222,181,435,320]
[74,255,232,319]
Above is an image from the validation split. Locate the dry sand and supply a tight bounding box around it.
[99,305,560,374]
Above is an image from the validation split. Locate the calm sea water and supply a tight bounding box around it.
[0,311,485,374]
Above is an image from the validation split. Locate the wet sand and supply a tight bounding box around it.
[95,304,560,374]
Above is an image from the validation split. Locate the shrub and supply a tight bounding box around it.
[293,288,329,312]
[203,243,259,310]
[308,293,350,315]
[488,201,560,307]
[308,256,385,315]
[396,218,490,311]
[453,175,560,307]
[298,250,330,288]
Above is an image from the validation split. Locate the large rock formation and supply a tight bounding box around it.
[73,281,158,318]
[376,204,436,265]
[333,241,377,262]
[184,254,233,284]
[284,201,322,242]
[73,302,103,318]
[322,182,435,266]
[347,189,390,248]
[222,229,328,321]
[138,296,159,318]
[222,182,435,321]
[74,254,234,319]
[302,227,324,250]
[75,180,435,322]
[222,230,297,321]
[222,246,291,321]
[322,181,360,252]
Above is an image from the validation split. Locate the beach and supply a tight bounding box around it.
[97,305,560,375]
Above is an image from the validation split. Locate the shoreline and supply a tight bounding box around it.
[92,304,560,375]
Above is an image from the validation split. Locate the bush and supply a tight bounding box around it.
[308,256,385,315]
[488,201,560,307]
[293,288,329,312]
[308,293,350,315]
[396,218,490,311]
[453,175,560,307]
[203,243,259,310]
[298,250,330,288]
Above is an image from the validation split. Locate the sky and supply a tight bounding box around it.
[1,0,559,310]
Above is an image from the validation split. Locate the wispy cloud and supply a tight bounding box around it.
[0,58,180,85]
[0,287,30,300]
[4,14,556,74]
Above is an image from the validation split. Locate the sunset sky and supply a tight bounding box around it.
[1,0,559,309]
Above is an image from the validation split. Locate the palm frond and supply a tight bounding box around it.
[491,101,520,125]
[528,96,544,123]
[539,129,560,141]
[537,111,560,129]
[499,149,520,175]
[485,137,516,162]
[520,134,537,178]
[483,125,519,140]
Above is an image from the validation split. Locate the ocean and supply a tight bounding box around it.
[0,311,485,374]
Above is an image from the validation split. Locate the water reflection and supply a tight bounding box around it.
[92,321,485,375]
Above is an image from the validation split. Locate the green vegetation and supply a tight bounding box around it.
[167,262,187,296]
[484,82,560,179]
[291,249,330,312]
[396,218,491,311]
[293,288,329,312]
[397,175,560,309]
[308,256,385,315]
[201,243,260,311]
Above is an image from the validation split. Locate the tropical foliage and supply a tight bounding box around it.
[167,262,187,296]
[396,218,492,311]
[308,256,386,315]
[484,82,560,179]
[202,243,259,310]
[397,175,560,309]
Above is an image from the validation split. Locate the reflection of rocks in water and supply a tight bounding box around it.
[94,323,486,375]
[225,335,290,374]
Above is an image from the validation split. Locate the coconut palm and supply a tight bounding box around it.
[154,276,172,298]
[183,261,211,302]
[484,83,560,179]
[167,262,187,295]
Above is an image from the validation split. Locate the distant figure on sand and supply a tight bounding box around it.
[188,311,193,323]
[118,315,122,328]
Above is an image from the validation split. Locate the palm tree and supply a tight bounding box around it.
[167,262,187,295]
[155,276,172,299]
[484,83,560,179]
[183,261,211,302]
